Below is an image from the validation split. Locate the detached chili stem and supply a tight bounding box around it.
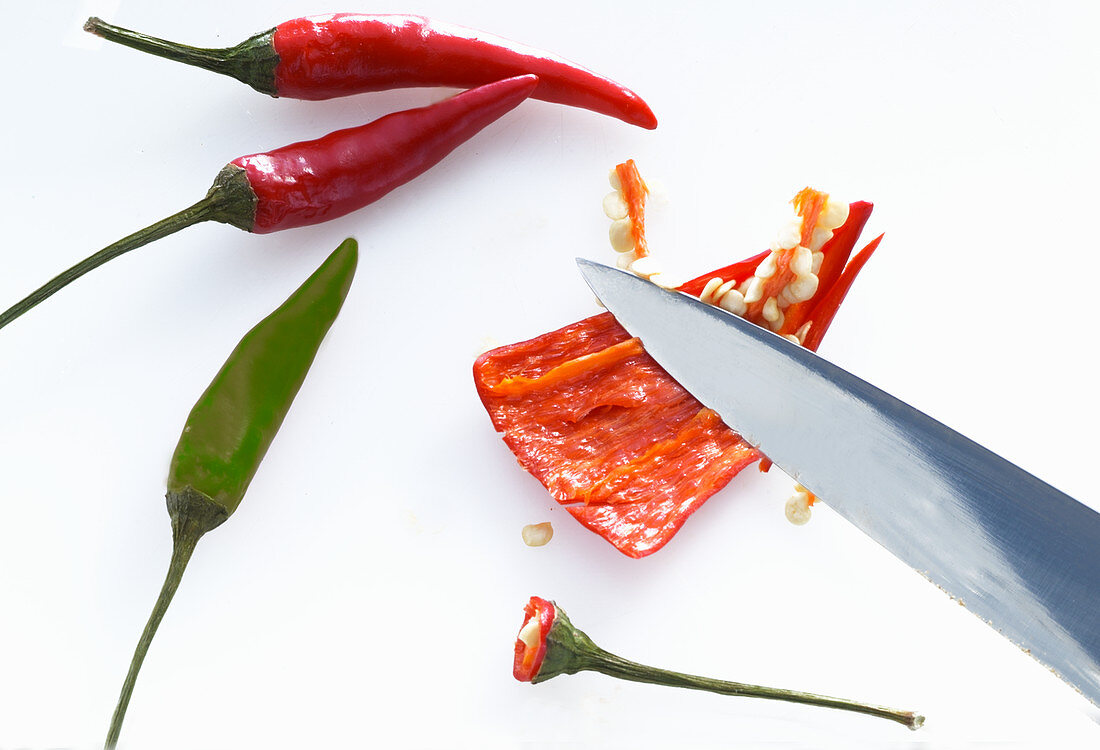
[0,74,536,333]
[84,14,657,129]
[104,239,358,749]
[515,597,924,730]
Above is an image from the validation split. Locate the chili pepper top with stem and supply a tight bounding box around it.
[514,597,925,730]
[0,74,536,335]
[84,14,658,129]
[104,238,358,749]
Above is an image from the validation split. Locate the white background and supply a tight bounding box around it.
[1,1,1098,748]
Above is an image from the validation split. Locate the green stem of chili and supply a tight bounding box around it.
[535,603,923,731]
[104,512,208,749]
[84,17,278,95]
[0,165,254,334]
[579,645,923,730]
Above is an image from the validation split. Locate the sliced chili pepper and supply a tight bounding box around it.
[475,183,879,557]
[0,75,535,334]
[513,597,925,729]
[513,596,557,682]
[84,15,657,129]
[799,233,883,352]
[104,239,358,749]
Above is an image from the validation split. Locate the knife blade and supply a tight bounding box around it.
[577,258,1100,706]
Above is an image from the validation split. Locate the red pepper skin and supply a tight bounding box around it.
[800,234,882,352]
[475,311,762,558]
[272,14,657,129]
[233,74,538,233]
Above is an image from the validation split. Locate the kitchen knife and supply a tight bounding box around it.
[577,258,1100,707]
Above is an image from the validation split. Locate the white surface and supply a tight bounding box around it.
[1,1,1098,748]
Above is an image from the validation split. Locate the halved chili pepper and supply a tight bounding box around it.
[474,169,882,557]
[514,597,924,729]
[104,238,358,749]
[0,74,536,334]
[84,14,657,129]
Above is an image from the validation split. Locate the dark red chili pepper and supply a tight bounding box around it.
[474,179,881,557]
[0,75,537,333]
[84,14,658,129]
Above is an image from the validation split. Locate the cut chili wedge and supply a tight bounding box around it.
[474,178,881,557]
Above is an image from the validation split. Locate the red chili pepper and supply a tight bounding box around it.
[84,15,657,130]
[474,180,880,558]
[0,75,537,332]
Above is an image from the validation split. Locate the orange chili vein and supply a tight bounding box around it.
[485,337,645,396]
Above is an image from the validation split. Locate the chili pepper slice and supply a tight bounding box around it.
[84,14,657,129]
[474,176,880,557]
[0,75,535,334]
[104,238,358,749]
[513,597,925,729]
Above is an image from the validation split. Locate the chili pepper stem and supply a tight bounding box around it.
[105,490,228,749]
[84,17,278,95]
[104,520,201,749]
[533,604,923,730]
[580,645,924,730]
[0,165,255,333]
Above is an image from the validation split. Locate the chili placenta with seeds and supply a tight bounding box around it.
[0,74,536,334]
[85,14,657,129]
[104,238,358,749]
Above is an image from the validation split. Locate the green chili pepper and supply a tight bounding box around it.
[105,238,358,749]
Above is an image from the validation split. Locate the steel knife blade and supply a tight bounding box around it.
[577,258,1100,706]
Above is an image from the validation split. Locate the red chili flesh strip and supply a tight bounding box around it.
[84,15,657,129]
[474,202,878,557]
[800,234,883,352]
[677,251,769,297]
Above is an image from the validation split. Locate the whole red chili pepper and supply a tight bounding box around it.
[0,74,537,333]
[84,14,658,130]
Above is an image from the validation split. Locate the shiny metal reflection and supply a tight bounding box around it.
[578,258,1100,706]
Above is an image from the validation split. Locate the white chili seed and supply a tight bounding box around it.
[518,616,542,649]
[603,191,629,220]
[522,522,554,547]
[785,491,813,525]
[819,198,850,230]
[609,218,635,253]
